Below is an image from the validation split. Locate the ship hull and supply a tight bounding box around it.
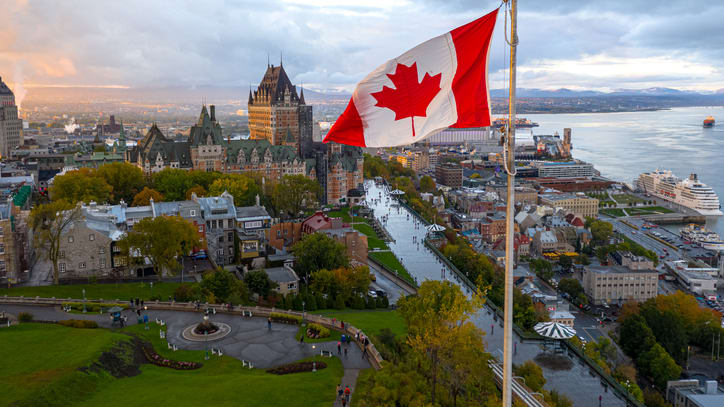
[696,208,724,216]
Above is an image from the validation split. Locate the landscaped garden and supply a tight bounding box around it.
[599,208,626,217]
[626,206,673,215]
[0,281,181,302]
[0,322,343,407]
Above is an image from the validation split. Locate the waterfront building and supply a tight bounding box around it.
[539,192,599,218]
[0,76,23,158]
[530,176,614,192]
[435,163,463,188]
[582,265,658,305]
[535,161,594,178]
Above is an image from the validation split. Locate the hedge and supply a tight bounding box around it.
[306,323,330,339]
[18,312,33,322]
[270,312,302,325]
[267,361,327,375]
[62,302,128,313]
[58,319,98,329]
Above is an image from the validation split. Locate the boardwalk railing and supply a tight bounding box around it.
[0,295,384,370]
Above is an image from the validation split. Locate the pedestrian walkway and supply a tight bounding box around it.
[333,368,360,407]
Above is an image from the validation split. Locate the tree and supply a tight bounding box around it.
[576,253,591,265]
[637,343,681,389]
[643,388,671,407]
[557,254,573,272]
[398,280,485,404]
[310,269,338,297]
[117,215,201,280]
[514,361,546,392]
[332,266,371,299]
[244,270,277,297]
[29,201,82,284]
[419,175,436,193]
[208,174,260,206]
[272,175,322,217]
[200,268,247,303]
[558,278,584,299]
[439,322,496,406]
[152,168,195,201]
[50,168,112,204]
[96,162,145,204]
[185,185,207,200]
[589,220,613,243]
[291,233,349,278]
[132,187,164,207]
[619,314,657,357]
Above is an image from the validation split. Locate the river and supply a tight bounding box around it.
[520,106,724,236]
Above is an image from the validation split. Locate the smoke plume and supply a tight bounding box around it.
[13,64,27,110]
[64,117,79,134]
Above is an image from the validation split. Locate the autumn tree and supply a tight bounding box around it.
[419,175,436,193]
[185,185,207,200]
[117,215,201,280]
[96,162,145,204]
[398,280,486,404]
[332,266,371,300]
[291,233,349,278]
[272,175,322,217]
[50,168,112,204]
[208,174,260,206]
[29,201,82,284]
[132,187,164,206]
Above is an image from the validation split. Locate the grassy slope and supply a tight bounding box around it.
[0,323,128,406]
[368,251,413,283]
[1,322,344,407]
[319,310,406,338]
[0,282,181,301]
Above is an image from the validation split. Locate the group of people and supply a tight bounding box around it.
[336,384,351,406]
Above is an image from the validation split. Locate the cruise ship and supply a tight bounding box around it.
[680,224,724,251]
[636,170,723,216]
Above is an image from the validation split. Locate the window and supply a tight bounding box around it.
[100,258,106,268]
[276,229,281,238]
[198,225,203,233]
[59,263,66,273]
[219,236,224,243]
[228,232,234,242]
[60,250,65,258]
[79,262,86,269]
[0,226,3,235]
[68,236,74,243]
[190,209,196,217]
[89,234,95,241]
[99,247,105,254]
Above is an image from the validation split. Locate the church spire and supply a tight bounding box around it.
[299,85,305,105]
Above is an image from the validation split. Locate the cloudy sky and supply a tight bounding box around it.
[1,0,723,94]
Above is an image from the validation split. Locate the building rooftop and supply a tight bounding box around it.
[586,265,656,274]
[265,266,298,284]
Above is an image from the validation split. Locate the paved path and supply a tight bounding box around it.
[334,368,361,407]
[0,304,371,371]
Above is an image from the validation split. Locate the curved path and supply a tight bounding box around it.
[0,304,370,371]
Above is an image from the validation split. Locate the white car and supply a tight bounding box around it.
[368,290,378,298]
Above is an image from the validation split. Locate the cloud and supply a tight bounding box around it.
[0,0,723,92]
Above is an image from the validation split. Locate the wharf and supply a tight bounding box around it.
[637,213,706,224]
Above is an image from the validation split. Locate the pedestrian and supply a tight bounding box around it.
[135,298,139,307]
[129,298,134,308]
[341,321,345,330]
[337,341,342,354]
[120,317,125,328]
[341,397,347,407]
[364,337,369,347]
[344,347,348,358]
[344,385,351,402]
[336,384,342,400]
[267,317,272,330]
[300,334,304,344]
[137,309,141,317]
[341,334,346,343]
[141,299,144,307]
[362,346,368,359]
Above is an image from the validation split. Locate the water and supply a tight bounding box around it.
[366,182,626,406]
[519,106,724,236]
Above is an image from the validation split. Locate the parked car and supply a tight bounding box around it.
[368,290,378,298]
[374,290,387,298]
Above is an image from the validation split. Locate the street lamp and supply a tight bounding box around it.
[150,281,153,297]
[204,315,210,360]
[82,289,86,313]
[144,306,148,330]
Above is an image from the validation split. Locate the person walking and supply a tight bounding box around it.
[337,341,342,355]
[344,385,351,403]
[336,384,342,400]
[267,317,272,331]
[344,347,348,358]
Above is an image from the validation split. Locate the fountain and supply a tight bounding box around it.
[181,314,231,342]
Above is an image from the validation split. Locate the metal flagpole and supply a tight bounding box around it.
[502,0,518,406]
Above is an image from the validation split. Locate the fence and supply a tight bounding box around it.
[0,295,384,370]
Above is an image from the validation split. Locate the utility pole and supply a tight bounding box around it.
[502,1,518,406]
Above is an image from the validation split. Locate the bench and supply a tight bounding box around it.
[241,310,253,317]
[320,350,334,357]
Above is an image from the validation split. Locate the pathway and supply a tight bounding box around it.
[333,368,361,407]
[364,181,628,407]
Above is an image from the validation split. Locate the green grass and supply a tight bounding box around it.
[627,206,674,215]
[1,322,344,407]
[611,194,645,205]
[352,216,368,223]
[600,208,626,217]
[353,223,388,250]
[353,222,377,238]
[0,281,181,302]
[328,207,352,222]
[294,323,343,343]
[319,310,407,339]
[368,251,413,284]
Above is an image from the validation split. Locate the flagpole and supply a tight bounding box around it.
[502,1,517,406]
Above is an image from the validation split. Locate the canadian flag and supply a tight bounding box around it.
[323,9,499,148]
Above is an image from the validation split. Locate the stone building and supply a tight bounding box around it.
[539,193,599,218]
[194,192,237,266]
[248,62,312,151]
[582,265,658,305]
[189,105,226,172]
[125,123,192,173]
[56,220,114,278]
[0,76,23,158]
[435,163,463,188]
[226,139,312,181]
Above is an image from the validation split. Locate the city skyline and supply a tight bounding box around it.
[1,0,723,100]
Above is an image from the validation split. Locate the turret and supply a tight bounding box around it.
[210,105,216,122]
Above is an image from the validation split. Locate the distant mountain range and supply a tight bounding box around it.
[490,87,724,98]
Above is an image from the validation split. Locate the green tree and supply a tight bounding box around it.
[310,268,338,297]
[590,220,613,243]
[208,174,260,206]
[185,184,207,200]
[619,314,657,357]
[152,168,195,201]
[132,187,164,207]
[637,343,681,389]
[419,175,436,193]
[117,215,201,280]
[272,175,322,217]
[96,162,145,204]
[576,253,591,265]
[291,233,349,278]
[514,361,546,392]
[200,268,248,303]
[29,201,82,284]
[50,168,112,204]
[558,254,573,272]
[643,388,671,407]
[558,278,584,299]
[244,269,277,297]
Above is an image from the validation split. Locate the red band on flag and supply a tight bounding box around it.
[323,97,366,147]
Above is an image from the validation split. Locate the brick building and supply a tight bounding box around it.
[435,163,463,188]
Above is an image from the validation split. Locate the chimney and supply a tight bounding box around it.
[705,380,718,395]
[255,194,260,206]
[210,105,216,121]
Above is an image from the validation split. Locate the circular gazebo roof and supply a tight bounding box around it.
[534,322,576,339]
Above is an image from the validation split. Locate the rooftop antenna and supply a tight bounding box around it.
[280,51,283,67]
[267,52,270,67]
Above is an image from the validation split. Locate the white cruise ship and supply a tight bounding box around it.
[680,224,724,251]
[636,170,723,216]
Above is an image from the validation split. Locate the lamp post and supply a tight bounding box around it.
[82,289,86,313]
[312,345,317,372]
[150,281,153,297]
[204,315,210,360]
[144,306,148,330]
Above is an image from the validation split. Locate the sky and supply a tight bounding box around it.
[1,0,723,96]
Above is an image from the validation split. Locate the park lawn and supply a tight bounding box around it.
[353,216,368,223]
[328,207,352,222]
[1,322,343,407]
[368,251,413,284]
[0,281,181,302]
[627,206,674,215]
[353,223,378,238]
[295,323,344,343]
[600,208,626,217]
[0,323,128,406]
[612,194,645,205]
[353,222,388,250]
[319,310,407,339]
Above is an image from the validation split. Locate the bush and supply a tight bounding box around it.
[270,312,302,325]
[266,361,327,375]
[149,294,163,301]
[306,295,318,311]
[334,295,345,310]
[18,312,33,322]
[351,295,365,310]
[58,319,98,329]
[306,323,330,339]
[326,294,336,309]
[315,292,326,310]
[366,297,376,309]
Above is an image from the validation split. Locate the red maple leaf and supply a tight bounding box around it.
[371,62,442,137]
